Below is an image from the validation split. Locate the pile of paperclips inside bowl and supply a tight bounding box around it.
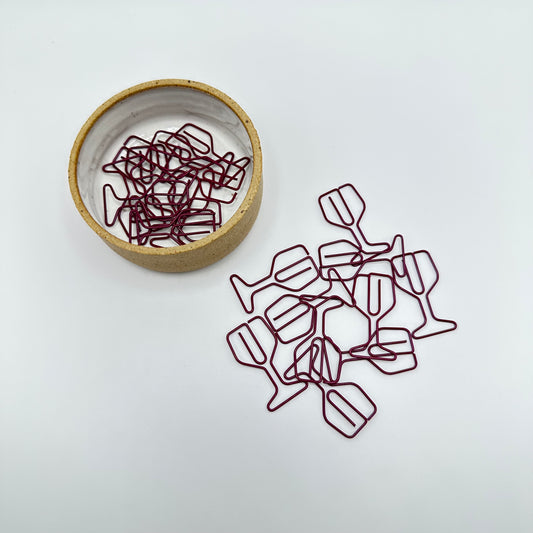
[101,122,251,247]
[227,183,457,439]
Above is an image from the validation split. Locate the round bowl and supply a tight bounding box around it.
[68,79,262,272]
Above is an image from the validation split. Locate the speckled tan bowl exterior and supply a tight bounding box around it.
[69,79,262,272]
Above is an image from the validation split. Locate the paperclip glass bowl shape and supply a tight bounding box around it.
[69,79,262,272]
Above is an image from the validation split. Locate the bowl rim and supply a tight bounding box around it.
[68,78,262,257]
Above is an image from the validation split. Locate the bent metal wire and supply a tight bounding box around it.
[101,122,250,246]
[227,183,457,439]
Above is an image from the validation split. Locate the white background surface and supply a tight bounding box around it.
[1,1,532,532]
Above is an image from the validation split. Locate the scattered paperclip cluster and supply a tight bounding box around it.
[101,123,250,246]
[227,183,457,439]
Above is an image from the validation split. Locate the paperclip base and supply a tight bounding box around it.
[69,79,263,272]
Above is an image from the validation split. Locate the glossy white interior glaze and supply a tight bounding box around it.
[77,86,253,245]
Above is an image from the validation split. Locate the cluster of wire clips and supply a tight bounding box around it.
[227,183,457,439]
[101,123,250,246]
